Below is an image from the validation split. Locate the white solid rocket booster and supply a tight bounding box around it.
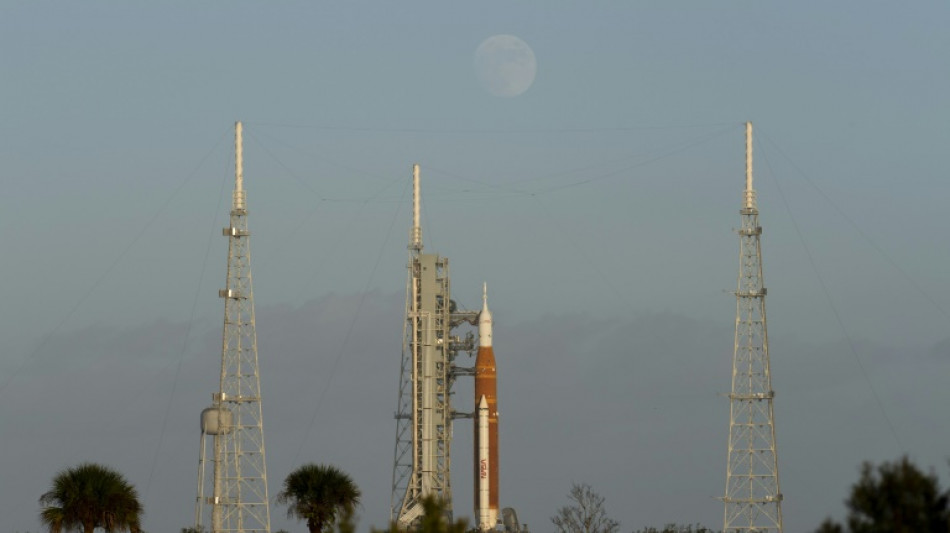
[477,395,490,530]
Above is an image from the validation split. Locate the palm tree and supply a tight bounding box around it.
[276,464,361,533]
[39,462,143,533]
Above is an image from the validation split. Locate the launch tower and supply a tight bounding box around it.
[195,122,272,533]
[391,164,477,526]
[722,122,784,533]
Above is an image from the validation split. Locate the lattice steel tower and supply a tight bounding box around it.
[391,164,477,527]
[722,122,784,533]
[195,122,272,533]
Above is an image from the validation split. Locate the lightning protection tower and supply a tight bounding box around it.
[722,122,784,533]
[195,122,272,533]
[391,164,477,527]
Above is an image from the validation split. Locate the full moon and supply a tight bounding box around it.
[474,34,537,98]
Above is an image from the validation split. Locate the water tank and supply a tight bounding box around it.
[201,406,233,435]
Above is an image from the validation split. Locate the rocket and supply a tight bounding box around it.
[474,283,498,531]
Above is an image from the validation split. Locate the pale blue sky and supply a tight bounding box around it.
[1,2,948,532]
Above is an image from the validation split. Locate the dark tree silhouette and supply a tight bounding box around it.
[39,462,143,533]
[370,496,467,533]
[814,519,844,533]
[551,483,619,533]
[814,455,950,533]
[276,464,361,533]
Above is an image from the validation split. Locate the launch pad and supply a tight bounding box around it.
[389,164,511,531]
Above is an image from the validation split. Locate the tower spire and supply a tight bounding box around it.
[196,121,271,533]
[234,121,245,211]
[723,121,784,532]
[744,121,755,210]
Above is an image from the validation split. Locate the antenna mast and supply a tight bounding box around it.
[196,121,271,533]
[722,122,784,532]
[411,163,422,253]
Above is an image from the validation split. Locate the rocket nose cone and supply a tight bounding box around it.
[480,282,492,320]
[479,283,493,347]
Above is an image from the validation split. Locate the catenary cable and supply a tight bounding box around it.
[0,127,230,397]
[758,129,947,320]
[290,173,411,466]
[143,153,232,499]
[757,132,904,452]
